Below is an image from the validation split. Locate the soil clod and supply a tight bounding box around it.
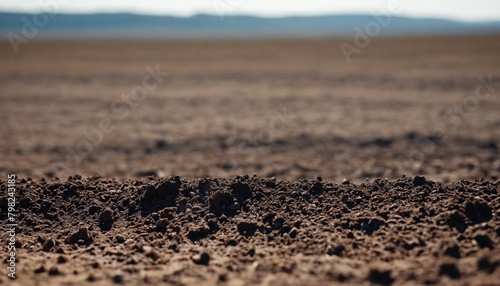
[65,227,93,245]
[368,268,394,285]
[237,221,258,236]
[192,252,210,265]
[413,175,427,186]
[439,262,461,279]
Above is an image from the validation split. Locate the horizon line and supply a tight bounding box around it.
[1,10,500,24]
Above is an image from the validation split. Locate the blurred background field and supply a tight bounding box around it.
[1,35,499,183]
[1,2,500,183]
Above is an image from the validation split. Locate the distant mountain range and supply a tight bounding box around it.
[1,12,500,39]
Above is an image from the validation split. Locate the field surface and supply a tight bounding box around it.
[0,36,499,285]
[1,176,499,285]
[1,36,500,182]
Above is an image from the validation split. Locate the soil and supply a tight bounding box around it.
[1,36,499,183]
[0,36,500,285]
[1,175,499,285]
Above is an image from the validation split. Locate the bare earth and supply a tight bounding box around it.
[1,36,500,182]
[1,176,499,285]
[0,36,499,285]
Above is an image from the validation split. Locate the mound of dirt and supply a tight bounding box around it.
[1,175,499,285]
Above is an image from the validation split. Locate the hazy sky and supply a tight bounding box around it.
[1,1,500,22]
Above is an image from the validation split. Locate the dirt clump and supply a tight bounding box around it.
[64,226,93,245]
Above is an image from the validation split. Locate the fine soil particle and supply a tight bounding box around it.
[1,175,499,285]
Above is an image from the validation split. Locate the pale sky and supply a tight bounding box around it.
[1,1,500,22]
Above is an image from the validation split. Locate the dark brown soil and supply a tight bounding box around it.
[1,175,498,285]
[1,36,499,285]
